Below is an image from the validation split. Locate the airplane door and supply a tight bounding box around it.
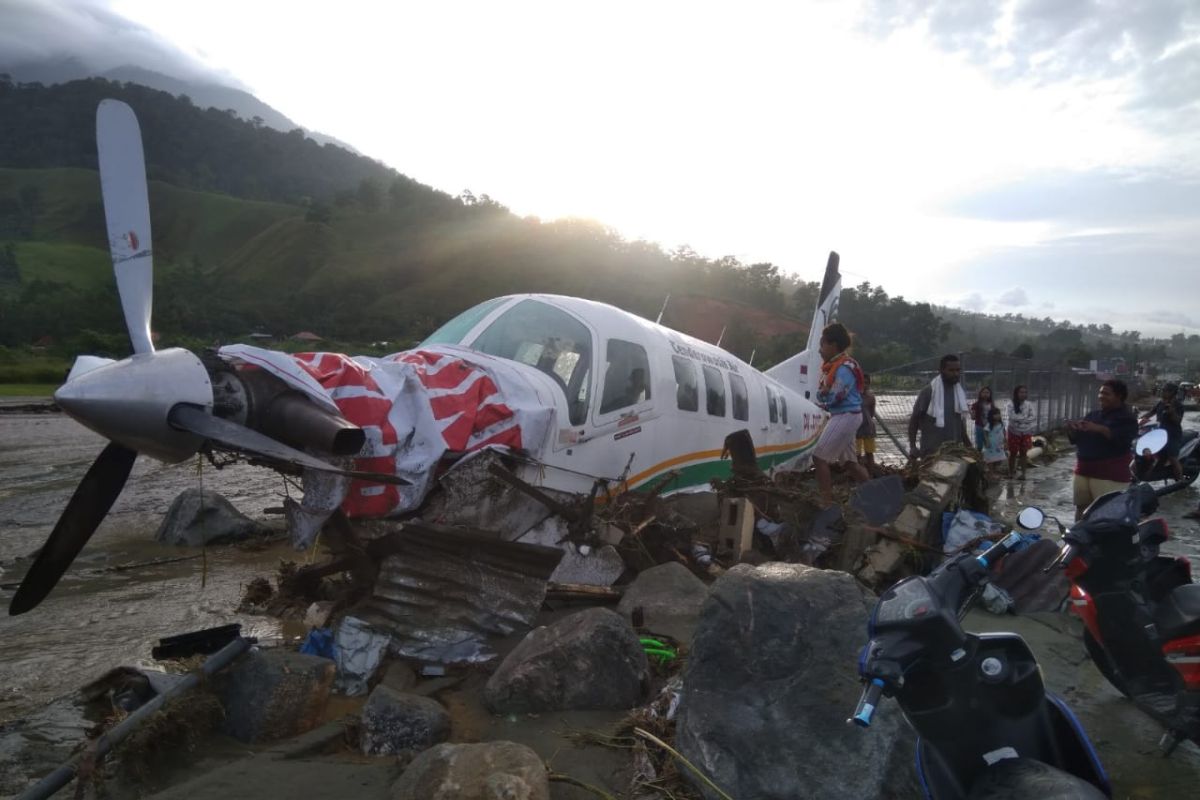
[588,338,655,457]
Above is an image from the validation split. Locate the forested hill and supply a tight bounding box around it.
[0,78,424,206]
[2,78,1178,379]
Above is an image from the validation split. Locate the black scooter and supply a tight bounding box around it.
[851,532,1110,799]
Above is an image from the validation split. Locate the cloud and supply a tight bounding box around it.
[998,287,1029,307]
[0,0,239,87]
[859,1,1200,123]
[957,292,987,312]
[947,170,1200,226]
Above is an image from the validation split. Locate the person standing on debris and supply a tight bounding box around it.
[970,386,994,451]
[856,373,878,476]
[1067,379,1138,521]
[907,354,972,459]
[1139,382,1184,481]
[1006,384,1036,480]
[812,322,870,507]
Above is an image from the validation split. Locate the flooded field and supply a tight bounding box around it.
[0,411,293,723]
[2,406,1200,782]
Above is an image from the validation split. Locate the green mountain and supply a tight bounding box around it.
[7,77,1186,380]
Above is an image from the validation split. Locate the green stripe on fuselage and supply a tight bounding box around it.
[629,444,813,494]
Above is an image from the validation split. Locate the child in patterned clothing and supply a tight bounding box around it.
[981,407,1007,478]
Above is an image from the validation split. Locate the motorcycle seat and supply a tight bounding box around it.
[1154,583,1200,640]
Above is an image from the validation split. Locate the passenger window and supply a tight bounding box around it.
[470,299,592,425]
[600,339,651,414]
[672,356,699,412]
[780,394,788,425]
[767,386,778,423]
[730,373,749,421]
[703,365,726,417]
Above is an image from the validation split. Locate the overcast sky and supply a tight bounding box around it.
[5,0,1199,336]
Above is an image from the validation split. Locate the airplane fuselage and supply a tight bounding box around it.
[419,293,828,496]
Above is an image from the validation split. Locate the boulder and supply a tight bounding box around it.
[155,488,265,547]
[616,561,709,643]
[484,607,647,713]
[675,563,916,800]
[361,686,450,756]
[214,649,335,743]
[391,741,549,800]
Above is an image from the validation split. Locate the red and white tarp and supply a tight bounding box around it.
[218,344,555,544]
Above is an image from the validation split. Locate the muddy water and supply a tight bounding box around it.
[0,412,295,723]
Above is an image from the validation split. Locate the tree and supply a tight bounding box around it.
[1010,342,1034,359]
[356,178,382,211]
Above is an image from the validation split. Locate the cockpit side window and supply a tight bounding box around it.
[600,339,651,414]
[767,386,779,423]
[468,299,593,425]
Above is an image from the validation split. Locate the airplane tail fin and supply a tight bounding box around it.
[765,251,842,400]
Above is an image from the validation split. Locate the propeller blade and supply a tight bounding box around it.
[97,99,154,355]
[9,442,138,615]
[167,404,409,485]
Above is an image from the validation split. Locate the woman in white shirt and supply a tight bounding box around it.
[1006,385,1037,480]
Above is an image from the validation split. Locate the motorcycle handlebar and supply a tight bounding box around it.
[977,531,1023,569]
[1044,542,1078,573]
[848,678,885,728]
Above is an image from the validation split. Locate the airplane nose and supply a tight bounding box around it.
[53,348,213,463]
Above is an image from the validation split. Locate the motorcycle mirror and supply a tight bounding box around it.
[1016,507,1045,530]
[1135,428,1168,457]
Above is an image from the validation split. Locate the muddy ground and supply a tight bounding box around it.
[2,408,1200,798]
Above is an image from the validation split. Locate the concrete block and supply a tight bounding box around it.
[857,540,907,586]
[718,497,755,560]
[892,504,933,541]
[927,457,968,485]
[910,477,957,511]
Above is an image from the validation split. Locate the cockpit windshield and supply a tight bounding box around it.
[420,297,509,346]
[466,299,594,426]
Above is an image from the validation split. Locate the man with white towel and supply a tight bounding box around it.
[907,354,973,459]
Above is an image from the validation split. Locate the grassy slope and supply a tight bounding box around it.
[0,167,302,286]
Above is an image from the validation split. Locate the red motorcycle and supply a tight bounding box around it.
[1018,430,1200,753]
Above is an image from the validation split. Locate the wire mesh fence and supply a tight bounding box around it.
[866,353,1103,466]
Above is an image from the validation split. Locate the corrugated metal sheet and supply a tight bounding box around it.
[357,522,563,664]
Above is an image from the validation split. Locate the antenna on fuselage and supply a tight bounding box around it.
[655,294,670,325]
[716,325,727,348]
[749,348,756,367]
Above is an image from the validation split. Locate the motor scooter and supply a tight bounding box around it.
[851,532,1110,798]
[1018,428,1200,754]
[1131,420,1199,495]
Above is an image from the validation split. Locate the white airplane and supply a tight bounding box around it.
[8,99,842,615]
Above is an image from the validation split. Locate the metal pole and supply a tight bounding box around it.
[17,637,253,800]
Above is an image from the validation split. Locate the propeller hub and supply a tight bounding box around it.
[55,348,213,463]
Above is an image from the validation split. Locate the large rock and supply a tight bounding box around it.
[616,561,709,643]
[484,607,647,713]
[675,563,916,800]
[391,741,549,800]
[361,686,450,756]
[214,650,335,743]
[155,488,265,546]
